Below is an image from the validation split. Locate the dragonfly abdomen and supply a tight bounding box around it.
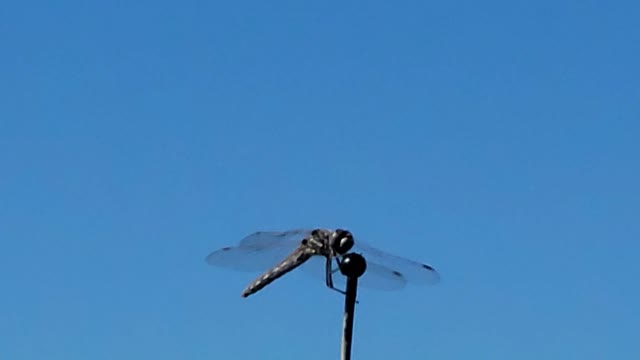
[241,247,315,297]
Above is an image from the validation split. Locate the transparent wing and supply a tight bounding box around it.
[351,241,440,285]
[205,229,313,272]
[238,229,313,248]
[297,256,408,291]
[292,234,440,289]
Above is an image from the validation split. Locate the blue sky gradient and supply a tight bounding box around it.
[1,1,639,359]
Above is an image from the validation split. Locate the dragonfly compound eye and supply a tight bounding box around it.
[332,229,354,255]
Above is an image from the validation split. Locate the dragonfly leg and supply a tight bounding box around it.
[323,257,359,303]
[324,256,348,296]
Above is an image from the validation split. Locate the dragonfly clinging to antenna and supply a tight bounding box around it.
[205,228,440,298]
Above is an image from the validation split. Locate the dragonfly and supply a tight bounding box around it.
[205,228,440,298]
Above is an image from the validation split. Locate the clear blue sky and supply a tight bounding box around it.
[1,1,639,359]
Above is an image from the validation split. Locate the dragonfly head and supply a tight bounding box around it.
[330,229,354,255]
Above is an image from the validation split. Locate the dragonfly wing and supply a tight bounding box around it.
[238,229,313,248]
[205,244,296,272]
[205,229,312,272]
[295,255,408,291]
[357,261,409,290]
[352,241,440,285]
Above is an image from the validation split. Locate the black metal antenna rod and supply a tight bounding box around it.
[339,253,367,360]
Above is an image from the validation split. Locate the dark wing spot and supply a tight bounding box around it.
[422,264,435,271]
[392,270,403,278]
